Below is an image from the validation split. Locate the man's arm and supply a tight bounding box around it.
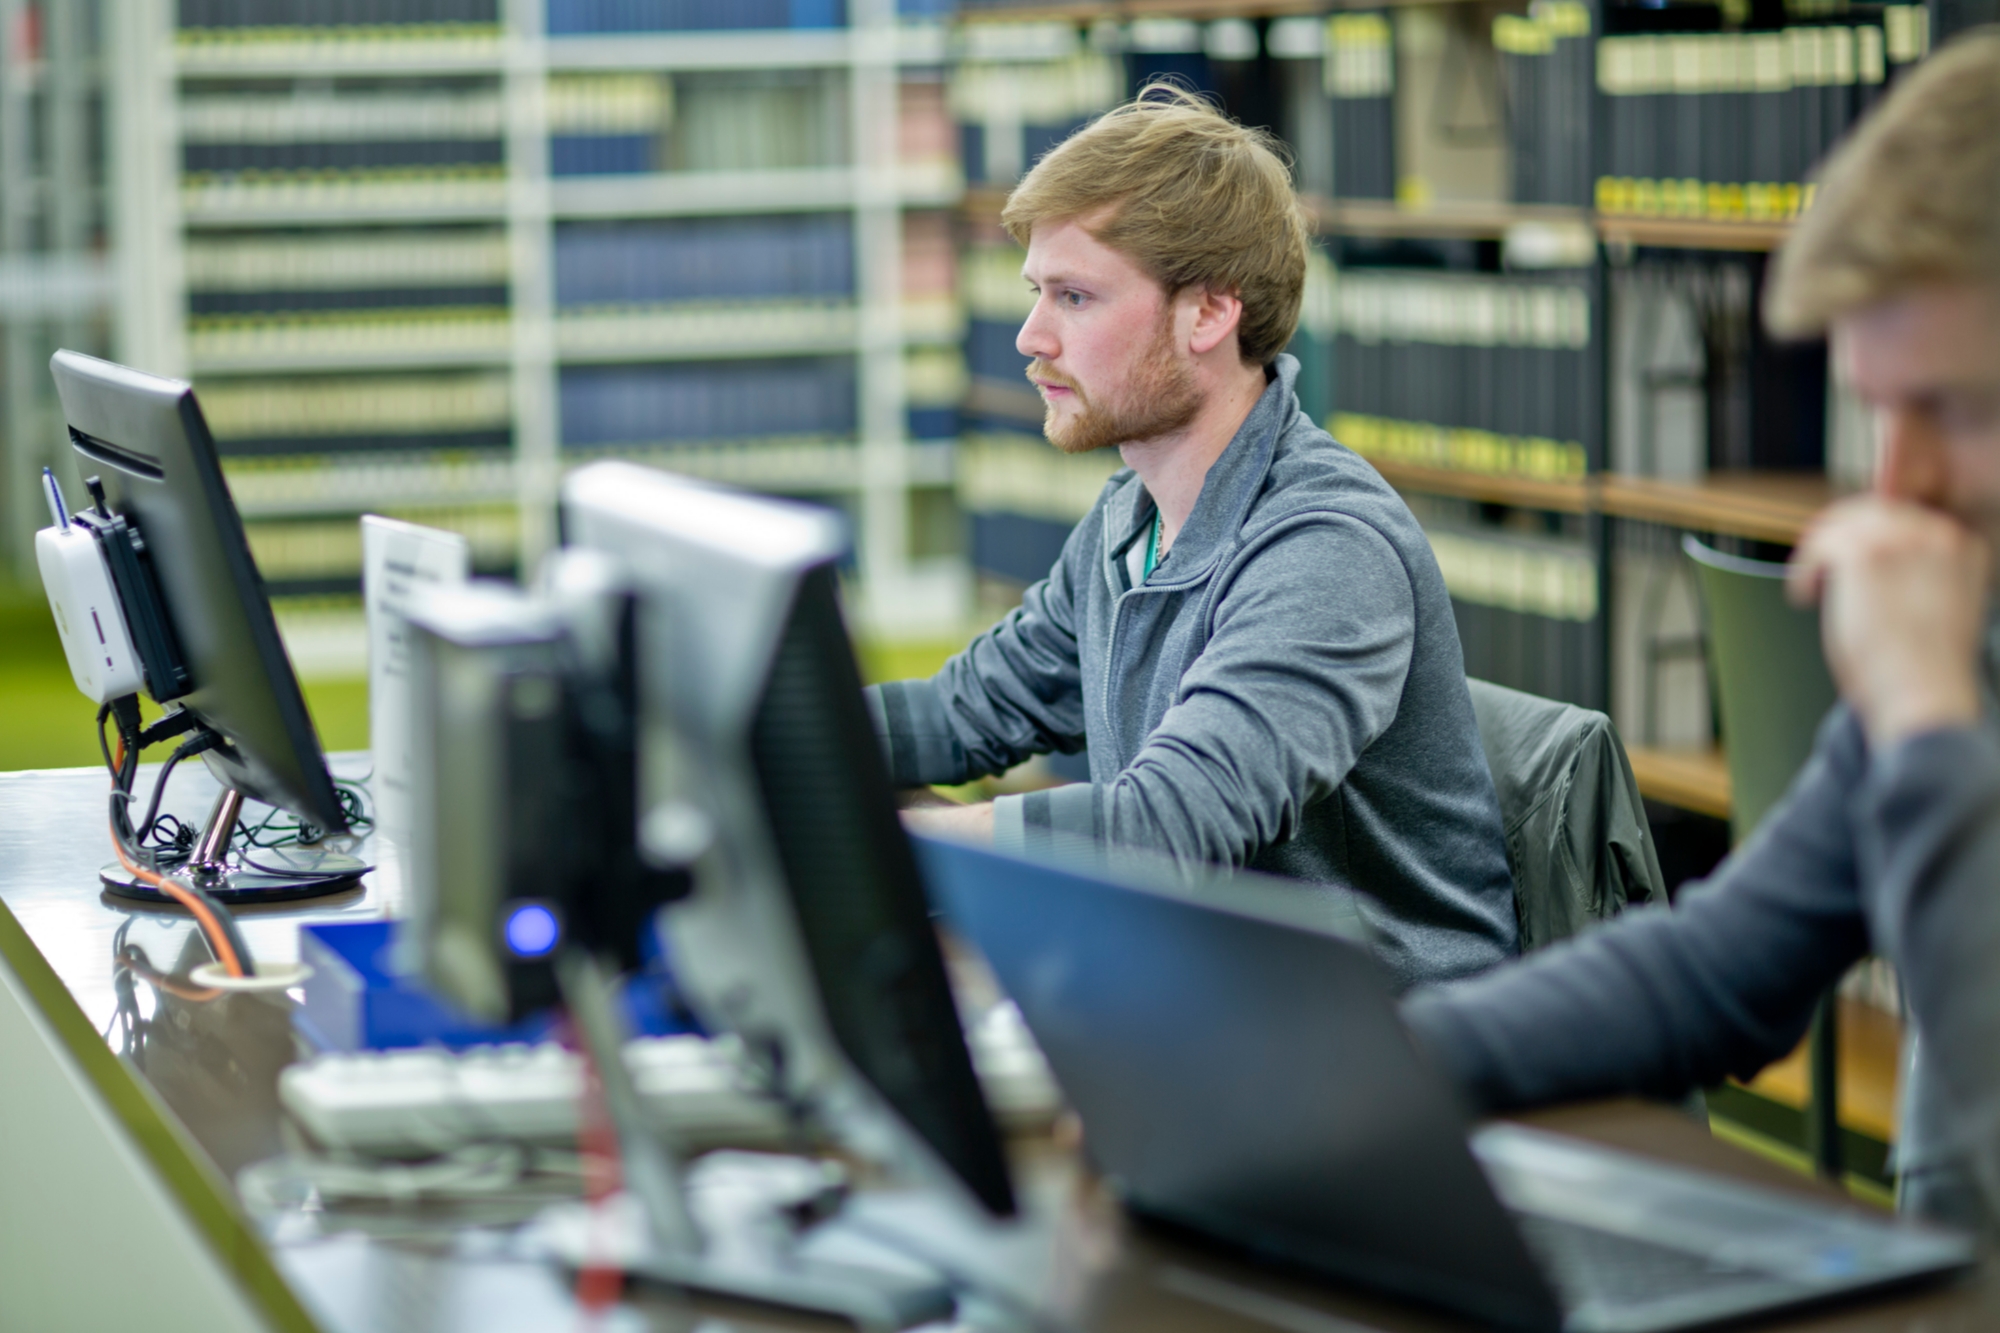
[1401,709,1873,1111]
[867,516,1093,790]
[990,513,1415,863]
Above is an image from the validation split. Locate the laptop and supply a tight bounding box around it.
[913,835,1976,1333]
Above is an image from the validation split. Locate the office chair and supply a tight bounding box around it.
[1683,535,1844,1180]
[1465,678,1667,952]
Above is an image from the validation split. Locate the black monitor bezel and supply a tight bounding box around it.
[49,350,347,832]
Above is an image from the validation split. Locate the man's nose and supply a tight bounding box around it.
[1017,297,1057,361]
[1875,407,1949,505]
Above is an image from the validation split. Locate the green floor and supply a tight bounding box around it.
[0,587,960,773]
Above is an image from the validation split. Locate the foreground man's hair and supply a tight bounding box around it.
[1768,28,2000,336]
[1001,84,1312,366]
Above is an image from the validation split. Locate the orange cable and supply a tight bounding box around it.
[107,818,247,979]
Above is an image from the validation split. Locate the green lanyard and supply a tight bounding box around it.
[1142,510,1164,582]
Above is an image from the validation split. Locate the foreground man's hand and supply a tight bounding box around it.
[899,799,996,843]
[1788,495,1990,748]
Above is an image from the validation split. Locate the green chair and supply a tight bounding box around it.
[1683,535,1844,1179]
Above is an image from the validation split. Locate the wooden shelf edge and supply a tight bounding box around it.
[1364,458,1589,514]
[1626,745,1732,820]
[1594,474,1831,546]
[1365,463,1831,546]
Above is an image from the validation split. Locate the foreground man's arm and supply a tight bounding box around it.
[1407,496,2000,1221]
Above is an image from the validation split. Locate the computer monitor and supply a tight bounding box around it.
[561,460,1016,1219]
[47,349,363,901]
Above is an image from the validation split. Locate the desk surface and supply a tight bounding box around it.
[0,759,1990,1332]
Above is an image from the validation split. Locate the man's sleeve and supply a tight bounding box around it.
[992,513,1413,863]
[1851,724,2000,1215]
[864,514,1092,788]
[1400,708,1874,1111]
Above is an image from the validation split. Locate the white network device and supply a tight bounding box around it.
[36,471,145,704]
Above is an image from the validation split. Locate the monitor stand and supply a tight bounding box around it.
[554,950,956,1329]
[101,787,368,905]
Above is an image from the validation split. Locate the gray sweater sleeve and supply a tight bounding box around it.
[1400,707,1874,1110]
[1852,725,2000,1211]
[1005,514,1415,866]
[864,515,1091,788]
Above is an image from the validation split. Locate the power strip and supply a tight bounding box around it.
[282,1006,1061,1158]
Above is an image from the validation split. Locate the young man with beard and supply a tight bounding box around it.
[866,88,1521,989]
[1403,31,2000,1229]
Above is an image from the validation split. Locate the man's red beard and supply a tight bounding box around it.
[1027,310,1201,455]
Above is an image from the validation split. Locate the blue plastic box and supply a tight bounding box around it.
[298,919,693,1052]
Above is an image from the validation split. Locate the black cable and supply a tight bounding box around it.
[135,749,190,846]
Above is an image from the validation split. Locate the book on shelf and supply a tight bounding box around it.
[1326,12,1395,202]
[1494,1,1593,209]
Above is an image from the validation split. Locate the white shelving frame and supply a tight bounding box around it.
[109,0,970,639]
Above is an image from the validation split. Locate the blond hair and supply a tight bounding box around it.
[1000,85,1311,365]
[1767,28,2000,337]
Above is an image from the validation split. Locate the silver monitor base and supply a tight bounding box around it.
[556,952,955,1330]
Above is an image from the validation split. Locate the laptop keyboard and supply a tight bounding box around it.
[1515,1212,1778,1310]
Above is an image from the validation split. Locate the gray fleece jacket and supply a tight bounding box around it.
[1404,694,2000,1230]
[867,354,1519,989]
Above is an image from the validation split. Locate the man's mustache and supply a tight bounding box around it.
[1026,361,1084,397]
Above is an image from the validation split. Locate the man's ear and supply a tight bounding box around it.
[1185,285,1245,358]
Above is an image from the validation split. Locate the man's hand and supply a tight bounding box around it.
[1787,495,1990,748]
[900,800,997,843]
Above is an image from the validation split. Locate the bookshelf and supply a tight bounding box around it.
[108,0,970,643]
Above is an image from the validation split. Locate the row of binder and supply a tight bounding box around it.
[185,231,509,293]
[1334,272,1591,350]
[1425,525,1599,623]
[197,373,514,446]
[1333,413,1589,483]
[555,214,854,306]
[1332,272,1598,462]
[248,507,520,583]
[179,0,496,25]
[184,140,502,175]
[172,72,794,147]
[1595,26,1907,201]
[547,0,844,33]
[559,357,857,447]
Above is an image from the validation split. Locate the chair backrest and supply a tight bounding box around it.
[1682,536,1840,844]
[1466,678,1667,951]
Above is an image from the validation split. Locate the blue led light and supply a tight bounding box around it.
[504,903,561,958]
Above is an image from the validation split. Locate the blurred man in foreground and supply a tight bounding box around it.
[1404,30,2000,1228]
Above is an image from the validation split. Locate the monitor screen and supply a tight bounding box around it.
[748,562,1016,1217]
[48,350,346,832]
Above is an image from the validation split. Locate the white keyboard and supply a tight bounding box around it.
[282,1004,1062,1158]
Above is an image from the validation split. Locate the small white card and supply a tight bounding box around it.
[362,515,470,842]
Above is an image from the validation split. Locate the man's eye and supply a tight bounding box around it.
[1063,291,1085,308]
